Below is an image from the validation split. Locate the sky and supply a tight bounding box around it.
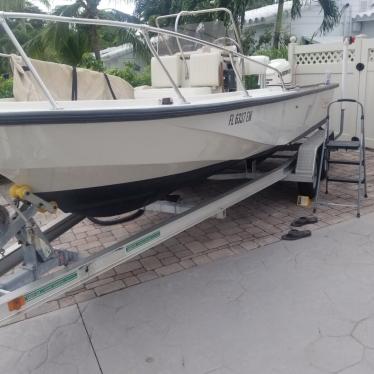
[34,0,135,14]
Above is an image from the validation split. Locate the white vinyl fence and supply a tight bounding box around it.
[288,37,374,147]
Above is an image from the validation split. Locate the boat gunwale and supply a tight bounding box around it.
[0,83,338,126]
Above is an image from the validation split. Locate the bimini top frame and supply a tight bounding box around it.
[0,11,286,108]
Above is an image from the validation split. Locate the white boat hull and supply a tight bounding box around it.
[0,84,336,216]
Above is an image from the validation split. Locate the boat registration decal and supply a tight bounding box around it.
[228,111,252,126]
[126,230,161,253]
[25,272,78,302]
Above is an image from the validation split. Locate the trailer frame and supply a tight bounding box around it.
[0,128,326,325]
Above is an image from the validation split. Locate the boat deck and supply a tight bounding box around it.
[0,84,333,113]
[0,86,280,114]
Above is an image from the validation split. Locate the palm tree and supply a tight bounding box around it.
[52,1,145,61]
[22,0,150,67]
[273,0,340,49]
[0,1,49,72]
[222,0,253,30]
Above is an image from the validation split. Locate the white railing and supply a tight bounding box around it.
[0,10,286,109]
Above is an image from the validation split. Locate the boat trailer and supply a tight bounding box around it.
[0,129,326,324]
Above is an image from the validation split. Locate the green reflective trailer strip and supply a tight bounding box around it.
[25,272,78,302]
[126,230,160,253]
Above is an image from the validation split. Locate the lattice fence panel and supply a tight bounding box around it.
[296,50,355,65]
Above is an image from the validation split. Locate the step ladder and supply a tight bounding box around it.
[314,99,368,217]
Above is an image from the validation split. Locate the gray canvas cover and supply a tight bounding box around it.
[10,54,134,101]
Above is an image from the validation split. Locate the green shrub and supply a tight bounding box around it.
[0,78,13,98]
[108,63,151,87]
[78,53,104,72]
[255,47,288,60]
[245,75,260,90]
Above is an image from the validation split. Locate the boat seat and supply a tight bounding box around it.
[134,86,212,99]
[243,55,270,76]
[189,51,222,87]
[151,55,182,88]
[10,54,134,101]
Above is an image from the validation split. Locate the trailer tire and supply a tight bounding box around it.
[298,145,326,198]
[88,209,145,226]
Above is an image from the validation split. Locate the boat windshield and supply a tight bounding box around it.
[156,19,240,56]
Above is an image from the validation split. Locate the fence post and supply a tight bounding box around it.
[288,36,298,85]
[354,34,367,137]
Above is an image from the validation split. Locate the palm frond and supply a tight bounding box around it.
[291,0,302,19]
[116,28,151,62]
[100,8,140,24]
[290,0,340,34]
[25,18,90,65]
[53,2,85,17]
[317,0,341,34]
[97,8,150,63]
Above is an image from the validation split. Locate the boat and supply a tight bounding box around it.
[0,9,337,217]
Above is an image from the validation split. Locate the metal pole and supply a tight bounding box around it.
[230,53,249,97]
[338,37,349,138]
[0,17,59,109]
[142,31,188,104]
[341,37,349,99]
[175,12,189,79]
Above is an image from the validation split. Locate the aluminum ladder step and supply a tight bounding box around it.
[327,176,366,184]
[328,160,363,166]
[326,140,360,150]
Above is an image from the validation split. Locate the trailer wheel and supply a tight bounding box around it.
[88,209,145,226]
[298,145,326,198]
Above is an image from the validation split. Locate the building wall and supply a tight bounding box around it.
[290,2,331,39]
[246,0,374,44]
[361,21,374,36]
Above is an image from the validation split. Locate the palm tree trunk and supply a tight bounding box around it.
[86,0,101,60]
[273,0,284,49]
[240,9,246,30]
[90,25,101,60]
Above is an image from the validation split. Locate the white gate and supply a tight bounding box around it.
[288,37,374,147]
